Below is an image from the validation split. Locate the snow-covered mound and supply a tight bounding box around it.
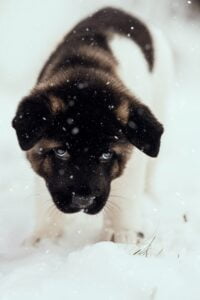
[1,0,200,299]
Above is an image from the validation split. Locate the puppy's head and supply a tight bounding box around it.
[12,72,163,214]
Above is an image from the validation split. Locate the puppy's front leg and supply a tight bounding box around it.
[102,150,147,244]
[24,175,66,246]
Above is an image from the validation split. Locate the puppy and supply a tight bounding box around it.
[12,7,172,244]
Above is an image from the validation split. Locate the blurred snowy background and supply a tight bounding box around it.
[0,0,200,299]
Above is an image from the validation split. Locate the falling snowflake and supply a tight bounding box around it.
[67,118,74,125]
[71,127,79,135]
[128,121,137,129]
[38,147,44,154]
[78,82,88,89]
[59,169,65,176]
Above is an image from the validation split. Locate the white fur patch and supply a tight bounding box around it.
[109,27,173,119]
[109,34,152,105]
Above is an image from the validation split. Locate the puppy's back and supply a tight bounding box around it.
[38,7,154,83]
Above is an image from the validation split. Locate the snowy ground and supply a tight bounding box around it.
[1,0,200,299]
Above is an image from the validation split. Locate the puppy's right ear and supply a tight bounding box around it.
[12,95,52,150]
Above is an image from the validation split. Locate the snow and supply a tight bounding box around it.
[1,0,200,299]
[71,127,79,135]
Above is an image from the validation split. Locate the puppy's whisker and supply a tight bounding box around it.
[47,203,62,216]
[48,206,60,219]
[102,204,112,217]
[110,194,130,201]
[103,202,117,218]
[107,200,121,212]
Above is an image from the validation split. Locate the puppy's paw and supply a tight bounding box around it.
[101,227,144,244]
[113,230,141,244]
[22,228,64,247]
[23,234,43,247]
[101,227,115,242]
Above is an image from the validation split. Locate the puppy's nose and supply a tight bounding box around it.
[72,193,95,208]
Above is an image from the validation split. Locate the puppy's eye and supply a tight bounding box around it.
[99,152,113,162]
[54,148,69,159]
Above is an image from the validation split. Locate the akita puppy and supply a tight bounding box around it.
[12,7,172,244]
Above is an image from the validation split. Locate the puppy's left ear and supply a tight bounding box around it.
[12,95,52,151]
[123,102,164,157]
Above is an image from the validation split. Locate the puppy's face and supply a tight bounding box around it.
[27,138,132,214]
[12,76,163,214]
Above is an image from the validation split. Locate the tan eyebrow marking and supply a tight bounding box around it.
[26,138,63,176]
[36,138,62,150]
[115,101,129,124]
[112,143,133,157]
[50,96,65,113]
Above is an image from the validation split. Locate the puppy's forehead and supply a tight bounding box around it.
[46,94,122,144]
[52,120,119,154]
[42,81,130,153]
[45,112,123,156]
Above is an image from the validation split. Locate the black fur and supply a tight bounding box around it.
[12,95,51,150]
[124,102,164,157]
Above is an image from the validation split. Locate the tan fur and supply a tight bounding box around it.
[32,139,61,151]
[26,149,43,174]
[115,101,129,124]
[27,150,52,177]
[112,143,133,157]
[33,70,70,93]
[111,161,120,178]
[111,143,133,178]
[26,139,61,176]
[50,96,65,113]
[42,157,52,176]
[80,46,117,72]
